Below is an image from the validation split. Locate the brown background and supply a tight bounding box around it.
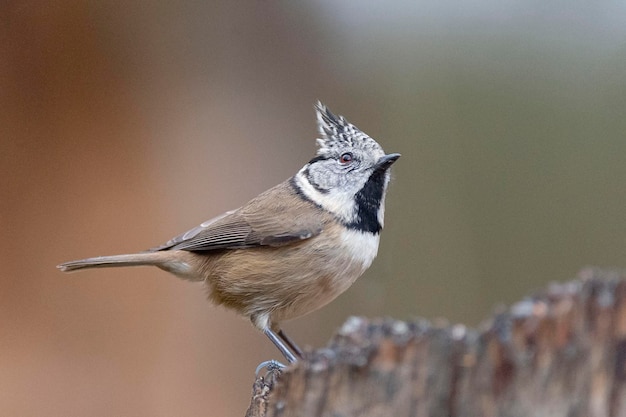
[2,2,626,416]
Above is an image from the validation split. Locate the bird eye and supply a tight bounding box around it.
[339,152,353,164]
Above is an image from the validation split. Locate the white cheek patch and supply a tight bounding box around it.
[294,170,357,223]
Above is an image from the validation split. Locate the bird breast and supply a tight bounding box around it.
[201,224,381,327]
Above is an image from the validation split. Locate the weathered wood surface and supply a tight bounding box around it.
[246,268,626,417]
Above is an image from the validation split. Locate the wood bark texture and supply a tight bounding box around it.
[246,268,626,417]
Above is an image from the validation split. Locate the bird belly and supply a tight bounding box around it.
[203,228,380,327]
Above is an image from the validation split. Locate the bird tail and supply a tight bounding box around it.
[57,253,165,272]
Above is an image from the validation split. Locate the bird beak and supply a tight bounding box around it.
[374,153,401,171]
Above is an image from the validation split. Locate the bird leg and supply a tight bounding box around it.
[278,329,304,358]
[263,328,298,363]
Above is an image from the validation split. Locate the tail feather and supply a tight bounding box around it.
[57,253,164,272]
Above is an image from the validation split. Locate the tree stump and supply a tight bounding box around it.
[246,268,626,417]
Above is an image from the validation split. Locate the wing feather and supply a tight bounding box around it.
[149,180,325,252]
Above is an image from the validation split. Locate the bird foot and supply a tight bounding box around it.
[255,359,285,377]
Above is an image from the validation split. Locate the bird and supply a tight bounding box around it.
[57,102,400,364]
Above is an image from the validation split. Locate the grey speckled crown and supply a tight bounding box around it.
[314,101,383,155]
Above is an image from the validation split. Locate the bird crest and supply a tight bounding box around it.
[314,101,383,156]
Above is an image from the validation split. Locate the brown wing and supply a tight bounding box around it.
[149,180,324,252]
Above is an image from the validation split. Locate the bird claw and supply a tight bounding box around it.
[255,359,285,377]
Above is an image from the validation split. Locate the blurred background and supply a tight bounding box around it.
[2,1,626,416]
